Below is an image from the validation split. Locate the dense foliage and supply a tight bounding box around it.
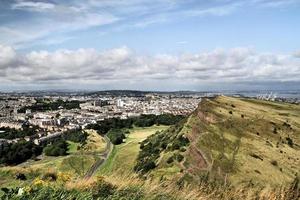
[134,114,184,127]
[86,114,185,146]
[86,114,185,135]
[43,140,68,156]
[107,129,129,145]
[62,129,88,145]
[134,119,189,174]
[18,99,80,113]
[0,140,42,165]
[0,129,88,165]
[43,130,88,156]
[0,125,38,140]
[86,117,133,134]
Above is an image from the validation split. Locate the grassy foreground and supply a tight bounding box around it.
[1,170,299,200]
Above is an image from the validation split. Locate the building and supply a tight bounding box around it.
[116,99,124,107]
[0,120,23,129]
[33,132,62,145]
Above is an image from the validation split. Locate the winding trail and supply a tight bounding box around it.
[84,135,112,179]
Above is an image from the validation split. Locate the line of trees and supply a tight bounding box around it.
[0,129,89,165]
[43,129,88,156]
[86,114,185,145]
[0,140,42,165]
[0,125,39,140]
[18,99,80,113]
[86,114,184,135]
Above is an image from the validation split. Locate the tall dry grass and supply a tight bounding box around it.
[65,171,299,200]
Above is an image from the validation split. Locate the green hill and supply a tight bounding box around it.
[135,96,300,188]
[1,97,300,199]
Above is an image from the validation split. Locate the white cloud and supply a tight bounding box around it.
[0,45,16,68]
[11,1,55,12]
[0,45,299,89]
[294,50,300,58]
[251,0,299,7]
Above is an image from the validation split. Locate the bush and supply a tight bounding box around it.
[42,172,57,181]
[270,160,278,166]
[286,137,294,148]
[176,154,184,162]
[63,129,88,144]
[134,159,156,174]
[167,156,174,164]
[107,129,126,145]
[43,140,68,156]
[92,179,116,199]
[15,173,26,180]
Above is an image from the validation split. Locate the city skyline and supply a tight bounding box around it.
[0,0,300,91]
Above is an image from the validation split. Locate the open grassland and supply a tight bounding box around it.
[98,125,169,175]
[0,130,107,187]
[135,96,300,190]
[82,129,107,153]
[183,96,300,187]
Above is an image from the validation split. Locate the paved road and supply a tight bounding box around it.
[84,135,112,179]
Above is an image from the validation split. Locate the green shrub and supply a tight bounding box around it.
[286,137,294,148]
[270,160,278,167]
[15,173,26,181]
[107,129,126,145]
[167,156,174,164]
[43,140,68,156]
[92,179,116,199]
[42,172,57,181]
[176,154,184,162]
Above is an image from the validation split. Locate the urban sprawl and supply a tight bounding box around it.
[0,91,299,146]
[0,92,200,146]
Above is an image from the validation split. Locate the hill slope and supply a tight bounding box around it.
[135,96,300,188]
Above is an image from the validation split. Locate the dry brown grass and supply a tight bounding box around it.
[69,171,299,200]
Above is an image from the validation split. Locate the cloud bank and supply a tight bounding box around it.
[0,44,299,90]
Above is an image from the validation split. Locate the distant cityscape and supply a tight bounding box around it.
[0,90,299,146]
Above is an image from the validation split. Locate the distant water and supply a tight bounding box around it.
[216,90,300,99]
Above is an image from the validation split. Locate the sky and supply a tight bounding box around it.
[0,0,300,91]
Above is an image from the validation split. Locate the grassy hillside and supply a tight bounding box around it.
[0,130,107,187]
[1,106,299,199]
[136,96,300,188]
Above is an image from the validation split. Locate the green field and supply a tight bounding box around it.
[98,125,169,175]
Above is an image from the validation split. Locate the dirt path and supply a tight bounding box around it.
[84,135,112,179]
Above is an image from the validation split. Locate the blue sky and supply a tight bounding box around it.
[0,0,300,91]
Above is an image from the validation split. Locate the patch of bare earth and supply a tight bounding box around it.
[185,123,208,175]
